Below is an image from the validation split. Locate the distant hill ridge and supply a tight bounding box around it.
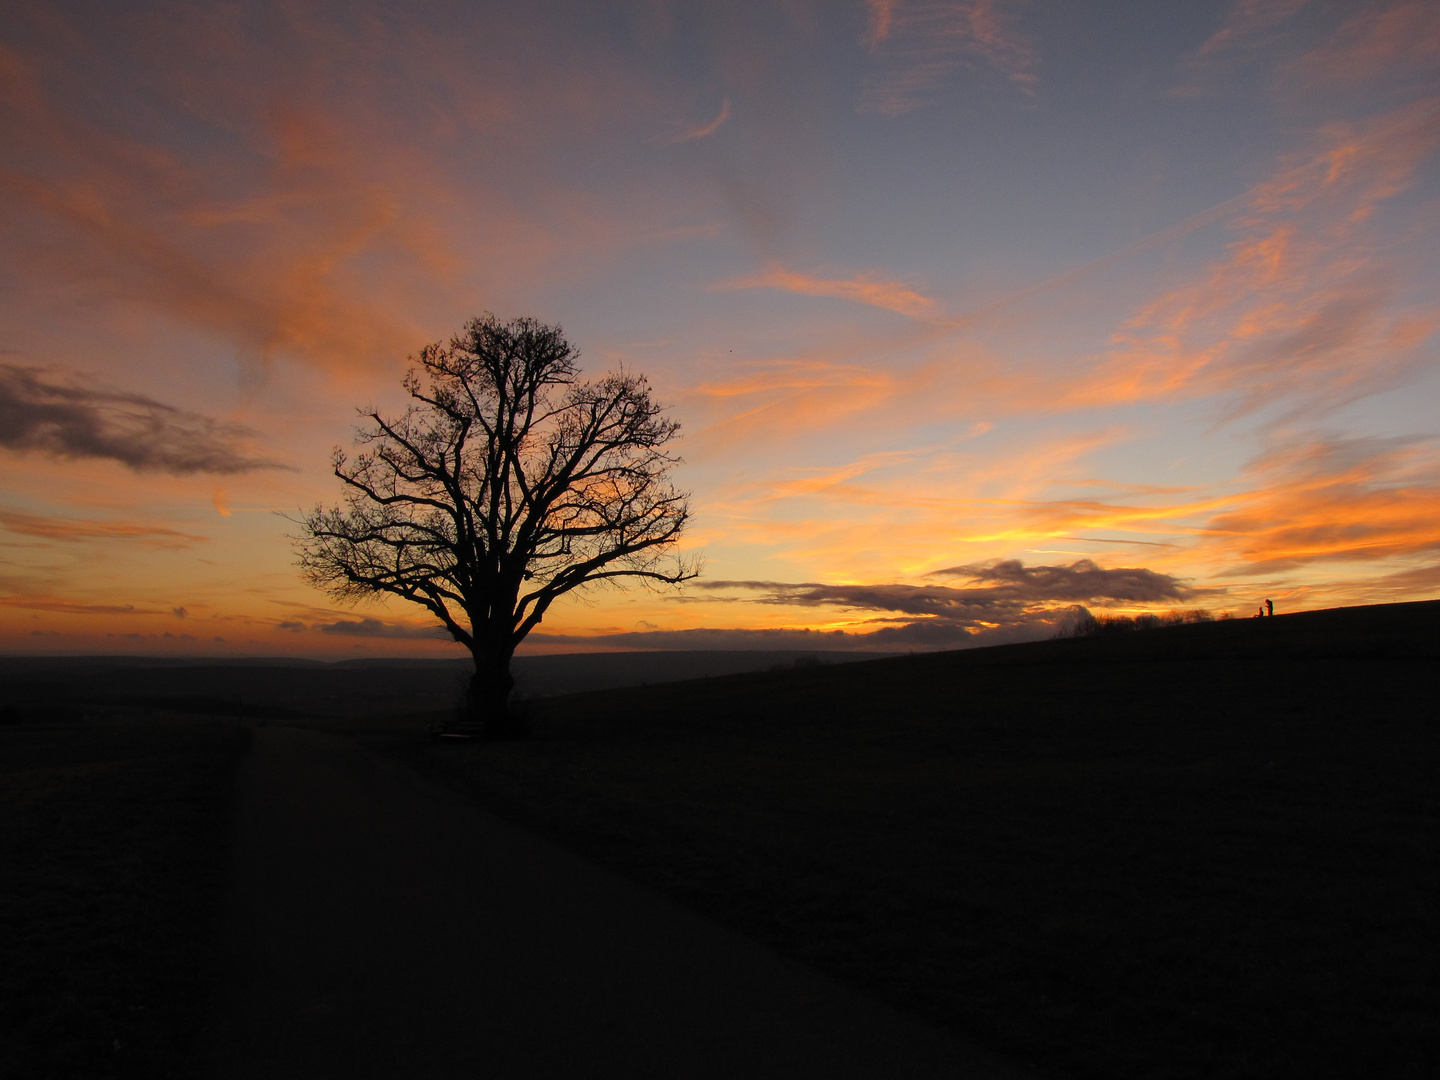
[2,601,1434,723]
[935,598,1440,667]
[0,649,886,721]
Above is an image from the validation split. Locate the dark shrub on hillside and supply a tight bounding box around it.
[1059,607,1216,639]
[770,654,828,672]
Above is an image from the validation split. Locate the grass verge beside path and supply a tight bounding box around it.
[1,717,250,1080]
[379,629,1439,1080]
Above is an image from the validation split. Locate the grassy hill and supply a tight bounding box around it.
[385,601,1440,1079]
[0,718,248,1079]
[0,650,886,724]
[3,601,1435,1078]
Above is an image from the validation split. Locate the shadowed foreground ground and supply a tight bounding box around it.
[202,725,1034,1079]
[387,602,1440,1079]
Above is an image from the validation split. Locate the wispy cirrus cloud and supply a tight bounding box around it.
[1286,0,1440,90]
[1202,434,1440,574]
[991,494,1234,546]
[1069,98,1440,420]
[1195,0,1312,58]
[688,359,896,400]
[0,363,283,474]
[0,595,169,616]
[861,0,1038,115]
[0,507,209,548]
[710,264,938,317]
[0,43,441,376]
[677,356,913,463]
[317,616,449,639]
[681,90,1438,472]
[1171,0,1321,99]
[865,0,903,47]
[658,99,731,145]
[1370,562,1440,596]
[687,423,1217,587]
[0,3,686,379]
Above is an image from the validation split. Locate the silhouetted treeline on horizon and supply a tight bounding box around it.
[1060,606,1221,638]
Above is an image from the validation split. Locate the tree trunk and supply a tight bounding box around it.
[467,643,523,740]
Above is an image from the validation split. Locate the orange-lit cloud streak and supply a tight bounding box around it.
[711,265,938,318]
[1285,0,1440,90]
[0,508,209,548]
[1195,0,1311,58]
[659,99,732,145]
[862,0,1038,114]
[0,4,696,380]
[1078,99,1440,419]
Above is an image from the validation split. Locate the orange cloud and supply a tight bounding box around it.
[860,0,1038,115]
[706,445,950,519]
[0,595,170,616]
[865,0,902,47]
[711,265,937,318]
[688,359,894,400]
[1370,562,1440,596]
[0,507,209,548]
[691,421,1440,610]
[0,5,693,383]
[1201,435,1440,574]
[991,494,1240,544]
[1194,0,1311,58]
[674,352,922,466]
[658,99,731,144]
[0,57,442,376]
[1069,98,1440,417]
[1287,0,1440,89]
[689,421,1215,586]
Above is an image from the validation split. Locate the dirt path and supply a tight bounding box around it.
[202,725,1035,1079]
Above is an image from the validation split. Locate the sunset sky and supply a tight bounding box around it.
[3,0,1439,658]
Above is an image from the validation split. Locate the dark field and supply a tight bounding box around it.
[383,602,1440,1079]
[3,600,1437,1079]
[0,649,885,725]
[0,718,248,1079]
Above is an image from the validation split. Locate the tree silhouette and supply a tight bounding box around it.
[297,315,695,738]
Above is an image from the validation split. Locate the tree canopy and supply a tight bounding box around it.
[297,314,695,736]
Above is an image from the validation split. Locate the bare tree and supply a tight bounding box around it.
[296,315,696,738]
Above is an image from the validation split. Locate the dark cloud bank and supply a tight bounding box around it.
[295,559,1210,654]
[281,562,1212,654]
[0,363,282,474]
[527,559,1219,652]
[319,617,451,640]
[276,617,451,639]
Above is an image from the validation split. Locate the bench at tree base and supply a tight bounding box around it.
[429,713,484,741]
